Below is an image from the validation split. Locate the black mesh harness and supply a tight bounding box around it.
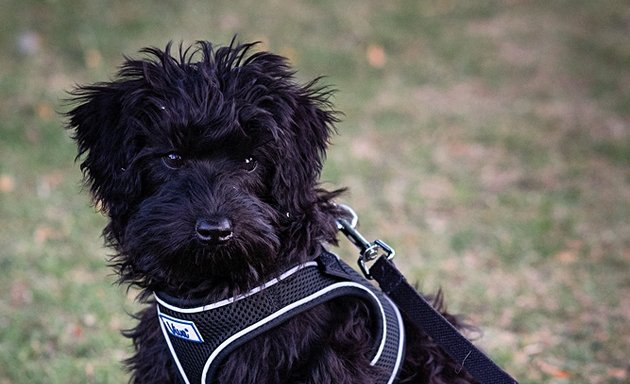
[154,250,406,384]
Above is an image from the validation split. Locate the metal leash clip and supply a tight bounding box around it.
[336,204,395,279]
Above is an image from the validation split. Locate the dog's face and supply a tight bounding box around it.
[67,42,340,295]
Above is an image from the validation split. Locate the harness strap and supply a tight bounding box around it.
[155,251,405,384]
[370,256,518,384]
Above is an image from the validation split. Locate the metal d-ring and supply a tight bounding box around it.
[336,204,396,279]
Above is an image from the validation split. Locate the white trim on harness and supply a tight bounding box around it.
[199,281,390,384]
[157,305,193,384]
[154,261,319,314]
[383,295,406,384]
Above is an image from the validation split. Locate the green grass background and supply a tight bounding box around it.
[1,1,628,383]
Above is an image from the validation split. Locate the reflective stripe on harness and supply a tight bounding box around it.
[154,250,405,384]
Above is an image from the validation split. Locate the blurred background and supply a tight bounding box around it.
[0,1,628,383]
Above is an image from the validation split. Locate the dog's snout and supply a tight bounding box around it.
[195,217,233,244]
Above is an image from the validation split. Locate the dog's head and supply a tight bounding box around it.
[67,41,343,296]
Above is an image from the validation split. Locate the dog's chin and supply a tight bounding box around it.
[186,236,280,280]
[119,223,283,299]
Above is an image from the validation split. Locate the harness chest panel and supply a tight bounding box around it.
[155,251,405,384]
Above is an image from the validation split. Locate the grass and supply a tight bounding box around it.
[1,1,628,383]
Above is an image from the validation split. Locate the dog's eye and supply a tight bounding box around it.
[242,157,258,172]
[162,153,185,169]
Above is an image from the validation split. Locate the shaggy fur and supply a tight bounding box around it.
[66,40,477,383]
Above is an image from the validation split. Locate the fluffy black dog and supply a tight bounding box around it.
[67,40,476,383]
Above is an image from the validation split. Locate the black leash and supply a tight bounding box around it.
[336,205,518,384]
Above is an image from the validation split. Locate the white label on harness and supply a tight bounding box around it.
[159,314,204,343]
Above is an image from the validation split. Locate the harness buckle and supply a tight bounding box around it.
[336,204,396,279]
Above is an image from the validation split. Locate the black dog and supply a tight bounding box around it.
[67,40,476,384]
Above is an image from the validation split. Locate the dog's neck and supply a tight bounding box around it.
[152,243,325,303]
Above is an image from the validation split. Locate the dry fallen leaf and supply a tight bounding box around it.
[554,249,578,264]
[36,103,54,121]
[34,225,57,245]
[537,359,571,379]
[0,174,15,193]
[84,48,102,69]
[366,44,386,68]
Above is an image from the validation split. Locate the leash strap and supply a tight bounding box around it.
[370,256,518,384]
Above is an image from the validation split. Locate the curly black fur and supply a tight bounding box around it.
[66,40,477,383]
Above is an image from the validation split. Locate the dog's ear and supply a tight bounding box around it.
[276,84,337,216]
[66,84,141,223]
[235,51,338,217]
[268,80,338,215]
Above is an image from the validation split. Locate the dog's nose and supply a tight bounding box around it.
[195,217,233,244]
